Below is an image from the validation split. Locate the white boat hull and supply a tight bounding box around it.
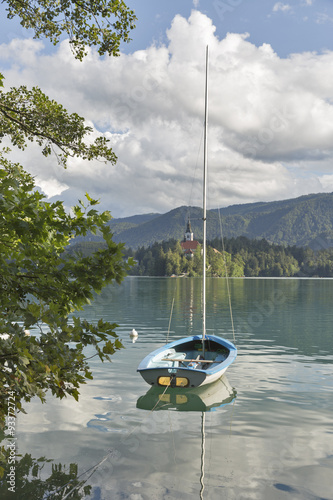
[137,335,237,388]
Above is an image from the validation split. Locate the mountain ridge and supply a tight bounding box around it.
[91,192,333,249]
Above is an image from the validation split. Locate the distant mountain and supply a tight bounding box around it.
[108,213,160,236]
[217,192,333,249]
[111,206,201,248]
[77,192,333,250]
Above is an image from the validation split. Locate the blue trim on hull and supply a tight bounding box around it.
[137,335,237,387]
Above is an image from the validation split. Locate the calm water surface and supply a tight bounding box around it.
[16,278,333,499]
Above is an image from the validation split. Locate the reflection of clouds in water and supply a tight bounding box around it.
[15,279,333,499]
[93,395,122,402]
[87,411,135,433]
[268,457,333,500]
[91,478,191,500]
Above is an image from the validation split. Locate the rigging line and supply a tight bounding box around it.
[166,297,175,345]
[166,277,178,344]
[217,206,236,347]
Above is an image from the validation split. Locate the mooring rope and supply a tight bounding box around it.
[43,449,114,499]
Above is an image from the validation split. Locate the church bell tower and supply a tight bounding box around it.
[184,219,193,242]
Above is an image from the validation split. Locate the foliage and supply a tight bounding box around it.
[0,1,137,167]
[0,451,91,499]
[2,0,137,60]
[121,239,245,277]
[116,236,333,277]
[0,0,136,432]
[298,248,333,277]
[214,237,301,277]
[0,84,116,169]
[212,236,333,277]
[0,158,130,426]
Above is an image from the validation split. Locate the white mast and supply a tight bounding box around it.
[202,45,209,354]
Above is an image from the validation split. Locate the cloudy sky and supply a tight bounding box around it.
[1,0,333,217]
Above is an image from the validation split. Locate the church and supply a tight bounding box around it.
[180,219,200,257]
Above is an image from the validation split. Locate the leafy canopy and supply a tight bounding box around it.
[0,0,136,439]
[3,0,137,60]
[0,83,117,168]
[0,157,130,424]
[0,0,136,165]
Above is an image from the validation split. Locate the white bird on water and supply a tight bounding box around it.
[0,330,30,339]
[130,329,138,343]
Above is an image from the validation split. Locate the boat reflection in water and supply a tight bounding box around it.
[137,375,236,412]
[137,376,236,499]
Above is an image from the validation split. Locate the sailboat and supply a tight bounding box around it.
[137,46,237,389]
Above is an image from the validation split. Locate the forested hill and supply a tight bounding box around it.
[106,192,333,249]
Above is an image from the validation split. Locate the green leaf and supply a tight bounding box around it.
[0,160,126,424]
[102,340,116,355]
[2,0,137,60]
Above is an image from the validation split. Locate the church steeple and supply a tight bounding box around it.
[181,218,199,257]
[184,218,193,241]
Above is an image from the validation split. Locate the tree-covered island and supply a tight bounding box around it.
[69,236,333,278]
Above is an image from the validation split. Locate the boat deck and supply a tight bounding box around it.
[148,347,227,370]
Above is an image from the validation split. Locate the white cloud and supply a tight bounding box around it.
[273,2,292,12]
[316,12,333,24]
[320,174,333,191]
[1,10,333,217]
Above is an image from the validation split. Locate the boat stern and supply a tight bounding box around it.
[138,365,208,388]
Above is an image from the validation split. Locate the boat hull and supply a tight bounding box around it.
[137,335,237,388]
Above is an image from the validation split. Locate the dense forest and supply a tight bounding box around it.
[68,236,333,277]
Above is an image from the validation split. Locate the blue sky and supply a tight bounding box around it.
[125,0,333,58]
[1,1,333,217]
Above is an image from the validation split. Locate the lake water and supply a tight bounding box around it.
[13,278,333,499]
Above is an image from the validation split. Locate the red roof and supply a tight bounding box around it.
[181,240,199,253]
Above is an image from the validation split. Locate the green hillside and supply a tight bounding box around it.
[71,192,333,249]
[108,213,160,236]
[108,192,333,249]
